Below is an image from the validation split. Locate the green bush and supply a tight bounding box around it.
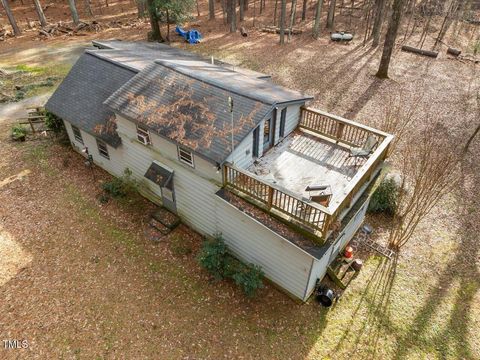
[368,177,398,216]
[11,124,27,140]
[197,236,228,280]
[231,264,265,298]
[198,235,265,297]
[102,168,138,198]
[44,111,65,133]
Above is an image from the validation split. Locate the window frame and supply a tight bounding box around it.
[96,139,110,160]
[136,124,151,145]
[177,146,194,167]
[71,125,84,144]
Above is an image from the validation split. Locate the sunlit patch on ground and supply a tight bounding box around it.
[0,226,32,287]
[0,169,31,189]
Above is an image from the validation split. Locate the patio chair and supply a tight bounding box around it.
[348,135,378,166]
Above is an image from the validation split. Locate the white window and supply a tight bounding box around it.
[72,125,83,144]
[136,124,151,145]
[96,139,110,160]
[178,147,194,167]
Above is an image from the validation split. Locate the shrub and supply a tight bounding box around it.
[11,124,27,141]
[102,168,138,198]
[368,177,398,216]
[197,235,265,297]
[197,236,227,280]
[44,111,65,133]
[231,263,265,298]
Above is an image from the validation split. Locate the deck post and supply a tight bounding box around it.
[267,186,274,208]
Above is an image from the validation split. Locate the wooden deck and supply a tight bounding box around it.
[247,130,365,209]
[223,107,393,242]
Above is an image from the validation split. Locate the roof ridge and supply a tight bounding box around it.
[84,49,140,73]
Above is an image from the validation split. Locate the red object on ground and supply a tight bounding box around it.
[344,246,354,259]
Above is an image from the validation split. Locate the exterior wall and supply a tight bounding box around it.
[64,120,125,178]
[215,196,314,300]
[226,103,303,170]
[115,115,221,235]
[305,197,371,298]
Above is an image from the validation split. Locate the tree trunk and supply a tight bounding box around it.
[1,0,21,35]
[279,0,286,44]
[326,0,336,29]
[434,0,459,49]
[312,0,324,39]
[274,0,278,25]
[243,0,248,11]
[83,0,94,17]
[228,0,237,32]
[67,0,80,25]
[136,0,146,18]
[196,0,200,17]
[208,0,215,19]
[288,0,297,39]
[301,0,307,20]
[166,7,170,42]
[375,0,404,79]
[240,0,245,21]
[33,0,48,27]
[371,0,385,47]
[147,0,163,41]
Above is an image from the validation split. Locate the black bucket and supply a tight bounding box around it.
[316,287,335,307]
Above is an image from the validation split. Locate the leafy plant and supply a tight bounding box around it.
[368,177,398,216]
[170,234,192,256]
[102,168,138,198]
[11,124,27,141]
[197,235,228,280]
[231,264,265,298]
[197,235,265,297]
[44,110,65,133]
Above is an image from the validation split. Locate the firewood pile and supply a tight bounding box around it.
[261,25,303,35]
[38,21,104,38]
[37,19,144,39]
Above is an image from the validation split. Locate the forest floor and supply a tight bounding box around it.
[1,1,480,359]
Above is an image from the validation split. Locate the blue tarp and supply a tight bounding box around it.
[175,26,202,44]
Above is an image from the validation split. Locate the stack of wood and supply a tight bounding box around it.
[261,25,303,35]
[39,20,104,38]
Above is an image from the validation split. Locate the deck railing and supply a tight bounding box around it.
[223,108,393,242]
[223,163,331,237]
[300,107,388,148]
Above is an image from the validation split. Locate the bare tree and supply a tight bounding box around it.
[327,0,336,29]
[376,0,405,79]
[434,0,460,49]
[0,0,21,35]
[83,0,94,17]
[67,0,80,25]
[312,0,324,39]
[301,0,307,20]
[136,0,146,18]
[274,0,279,25]
[240,0,245,21]
[371,0,385,47]
[388,123,461,250]
[288,0,297,40]
[280,0,286,44]
[33,0,48,27]
[208,0,215,19]
[227,0,237,33]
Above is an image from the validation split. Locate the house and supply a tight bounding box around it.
[46,40,393,302]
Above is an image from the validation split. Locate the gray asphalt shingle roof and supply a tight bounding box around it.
[45,52,136,147]
[104,62,274,163]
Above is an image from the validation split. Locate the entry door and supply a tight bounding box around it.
[161,177,177,214]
